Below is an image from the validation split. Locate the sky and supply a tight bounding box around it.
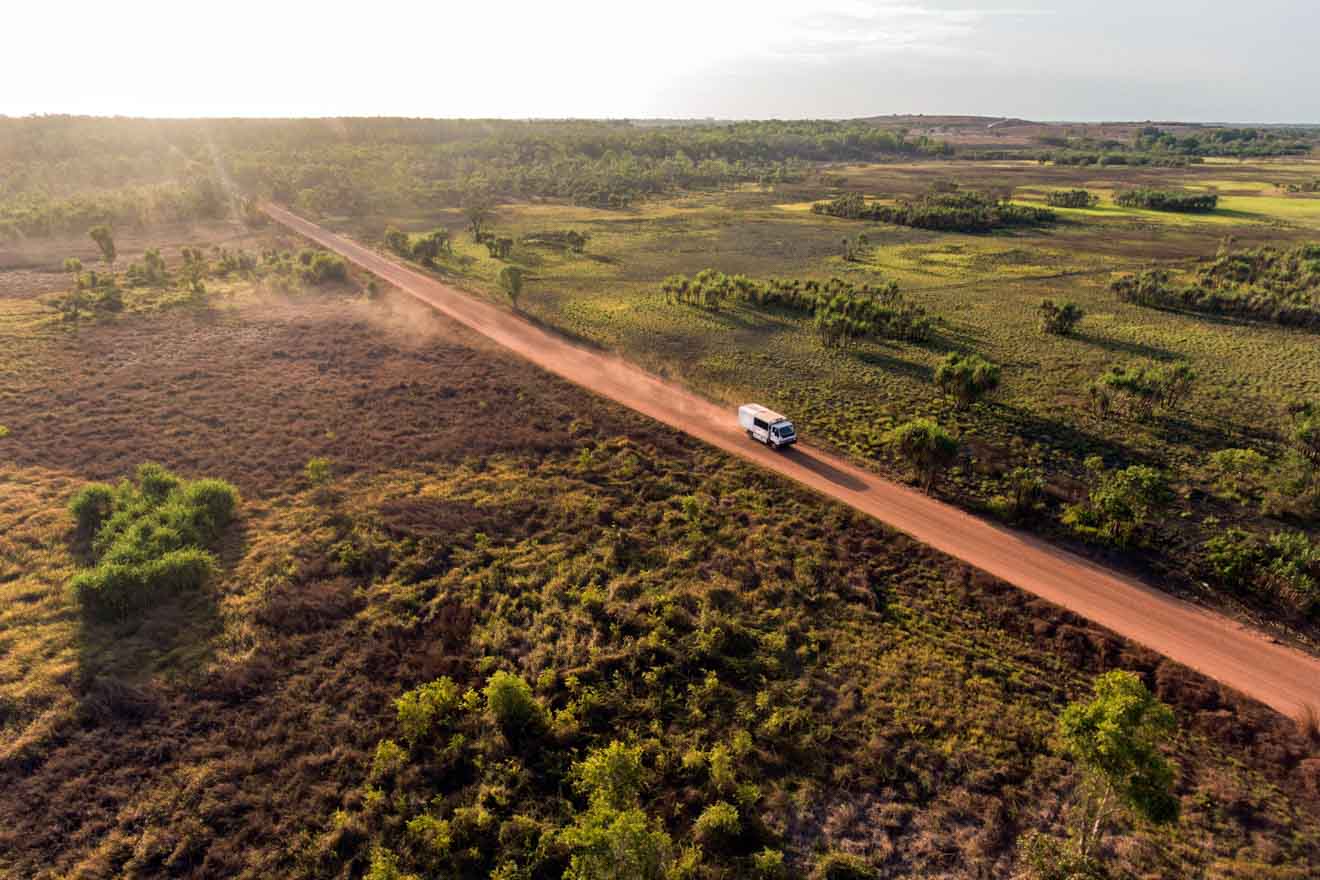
[3,0,1317,122]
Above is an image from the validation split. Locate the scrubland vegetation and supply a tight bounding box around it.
[2,116,1320,878]
[1113,242,1320,329]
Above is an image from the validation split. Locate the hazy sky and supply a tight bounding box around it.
[3,0,1316,122]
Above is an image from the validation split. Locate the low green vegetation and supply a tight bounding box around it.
[68,463,239,619]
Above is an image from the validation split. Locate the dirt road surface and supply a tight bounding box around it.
[264,203,1320,720]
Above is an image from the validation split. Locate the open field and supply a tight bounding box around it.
[1,239,1319,878]
[328,157,1320,639]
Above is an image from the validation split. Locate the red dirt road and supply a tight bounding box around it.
[264,203,1320,720]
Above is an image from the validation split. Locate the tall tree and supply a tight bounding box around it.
[1058,671,1180,862]
[885,418,958,493]
[88,225,116,270]
[935,352,1001,410]
[499,266,525,310]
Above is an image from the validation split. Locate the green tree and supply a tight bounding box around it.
[562,741,671,880]
[884,418,958,493]
[935,352,1001,410]
[89,224,116,269]
[499,266,525,309]
[1063,457,1171,547]
[462,182,494,240]
[1058,671,1179,862]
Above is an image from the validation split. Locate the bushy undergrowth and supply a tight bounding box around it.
[68,463,239,618]
[812,191,1055,232]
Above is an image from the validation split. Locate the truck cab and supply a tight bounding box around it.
[738,404,797,450]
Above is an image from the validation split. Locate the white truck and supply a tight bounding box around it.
[738,404,797,449]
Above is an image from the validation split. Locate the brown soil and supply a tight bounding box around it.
[0,292,643,498]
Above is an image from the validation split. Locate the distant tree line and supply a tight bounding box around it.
[660,270,933,345]
[0,116,960,233]
[1112,243,1320,330]
[812,190,1055,232]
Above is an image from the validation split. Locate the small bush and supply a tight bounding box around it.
[485,671,546,743]
[574,741,645,810]
[69,483,115,535]
[1203,528,1263,590]
[693,801,740,847]
[370,739,408,781]
[305,457,332,487]
[751,848,786,878]
[1038,299,1084,335]
[136,462,180,501]
[395,677,461,747]
[1045,189,1099,209]
[406,814,452,857]
[67,465,238,619]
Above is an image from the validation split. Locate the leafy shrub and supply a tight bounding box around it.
[299,251,348,284]
[935,352,1001,409]
[68,465,238,619]
[1203,528,1265,590]
[69,483,116,535]
[1088,361,1195,420]
[365,846,419,880]
[661,271,932,344]
[885,418,958,493]
[1038,299,1084,335]
[751,848,786,878]
[406,814,453,857]
[484,671,546,742]
[693,801,740,847]
[395,676,461,747]
[370,739,407,781]
[305,457,332,487]
[573,740,645,810]
[1207,448,1268,499]
[1063,457,1171,547]
[384,226,409,256]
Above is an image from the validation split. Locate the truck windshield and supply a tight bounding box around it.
[775,425,794,436]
